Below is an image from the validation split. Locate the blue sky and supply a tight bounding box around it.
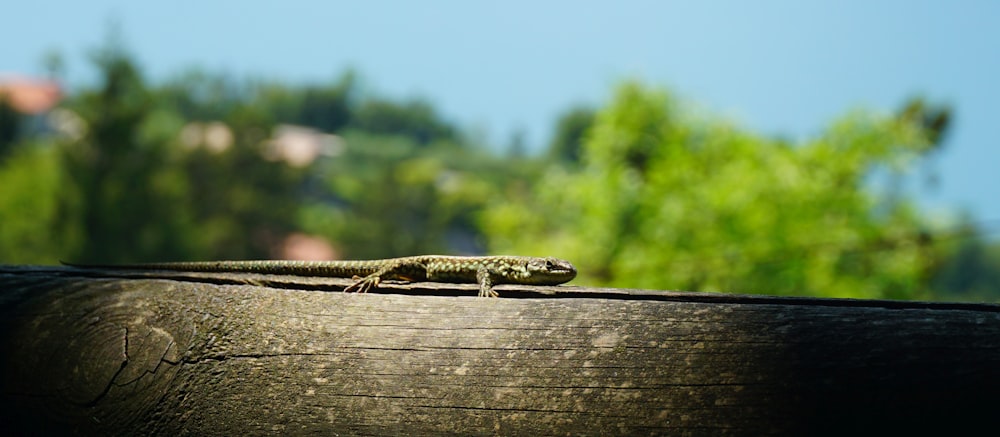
[3,0,998,225]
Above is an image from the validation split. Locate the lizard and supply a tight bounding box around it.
[63,256,577,298]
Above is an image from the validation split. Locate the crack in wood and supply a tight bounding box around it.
[79,326,130,407]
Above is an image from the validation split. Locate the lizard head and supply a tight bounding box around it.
[523,257,577,285]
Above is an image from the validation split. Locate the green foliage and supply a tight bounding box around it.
[547,105,596,164]
[0,34,493,265]
[0,97,19,153]
[931,223,1000,302]
[0,144,69,263]
[299,132,500,259]
[350,98,457,145]
[174,107,307,260]
[898,97,951,149]
[484,81,943,299]
[156,70,246,121]
[249,72,357,133]
[296,73,357,133]
[55,41,307,263]
[58,43,194,262]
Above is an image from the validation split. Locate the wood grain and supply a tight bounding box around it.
[2,266,999,435]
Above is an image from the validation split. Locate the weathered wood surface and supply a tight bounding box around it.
[2,265,999,435]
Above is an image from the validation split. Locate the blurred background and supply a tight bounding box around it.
[1,1,998,301]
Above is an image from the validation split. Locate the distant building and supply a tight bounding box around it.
[180,121,235,153]
[0,75,61,115]
[0,74,82,142]
[264,124,345,167]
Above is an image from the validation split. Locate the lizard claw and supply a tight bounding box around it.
[478,284,499,298]
[345,274,380,294]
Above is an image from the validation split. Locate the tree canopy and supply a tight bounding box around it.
[484,82,951,300]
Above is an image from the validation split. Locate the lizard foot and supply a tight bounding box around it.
[478,285,499,298]
[345,274,380,293]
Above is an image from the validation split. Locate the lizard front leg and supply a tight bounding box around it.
[476,266,499,298]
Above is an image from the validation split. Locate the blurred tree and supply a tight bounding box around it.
[58,40,197,262]
[296,71,357,133]
[350,97,457,145]
[243,72,358,133]
[0,97,18,154]
[898,97,951,149]
[0,144,65,263]
[158,70,245,121]
[299,131,499,259]
[484,81,946,299]
[547,105,596,164]
[930,221,1000,302]
[176,104,306,260]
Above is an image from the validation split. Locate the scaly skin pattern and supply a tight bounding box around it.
[64,256,577,298]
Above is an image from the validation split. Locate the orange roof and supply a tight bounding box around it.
[0,75,62,115]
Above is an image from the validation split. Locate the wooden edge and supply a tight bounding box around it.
[3,264,1000,434]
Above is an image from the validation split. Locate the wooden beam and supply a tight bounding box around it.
[2,266,998,434]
